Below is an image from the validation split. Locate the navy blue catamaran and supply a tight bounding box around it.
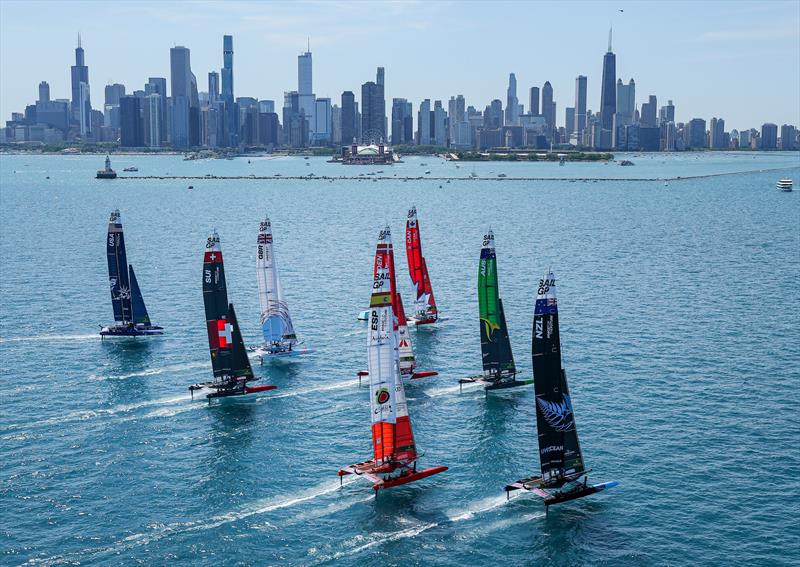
[505,271,617,509]
[100,210,163,338]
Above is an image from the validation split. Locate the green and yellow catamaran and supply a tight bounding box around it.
[460,230,533,391]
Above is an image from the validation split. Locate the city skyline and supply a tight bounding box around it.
[1,0,798,129]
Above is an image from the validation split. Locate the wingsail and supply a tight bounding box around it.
[254,217,309,360]
[363,226,436,381]
[406,206,438,325]
[339,227,446,492]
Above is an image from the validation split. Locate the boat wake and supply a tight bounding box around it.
[0,333,98,344]
[28,477,360,565]
[269,378,360,399]
[90,361,209,382]
[0,394,190,433]
[308,493,524,564]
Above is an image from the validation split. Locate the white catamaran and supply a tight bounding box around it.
[252,217,310,361]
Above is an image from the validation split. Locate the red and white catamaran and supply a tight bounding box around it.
[405,206,439,326]
[358,226,437,382]
[339,228,447,493]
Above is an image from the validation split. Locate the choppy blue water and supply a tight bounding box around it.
[1,152,798,566]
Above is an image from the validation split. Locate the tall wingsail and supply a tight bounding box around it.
[478,230,516,377]
[106,209,132,324]
[203,231,233,380]
[406,206,438,324]
[532,272,585,486]
[128,266,151,326]
[395,293,416,376]
[370,227,417,464]
[256,217,297,350]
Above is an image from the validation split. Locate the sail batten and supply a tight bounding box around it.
[406,206,438,323]
[256,217,297,351]
[532,271,585,486]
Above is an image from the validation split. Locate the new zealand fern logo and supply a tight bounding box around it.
[536,395,575,432]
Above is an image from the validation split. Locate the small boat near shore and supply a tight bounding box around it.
[123,166,138,172]
[776,178,793,192]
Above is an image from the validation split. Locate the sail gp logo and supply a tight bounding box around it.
[537,395,575,432]
[375,388,391,405]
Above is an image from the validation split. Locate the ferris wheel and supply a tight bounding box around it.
[361,129,385,145]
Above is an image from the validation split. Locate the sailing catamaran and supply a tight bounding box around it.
[459,230,532,391]
[505,271,617,508]
[359,226,437,382]
[339,228,447,493]
[189,231,276,400]
[406,206,439,325]
[252,217,310,360]
[100,210,163,337]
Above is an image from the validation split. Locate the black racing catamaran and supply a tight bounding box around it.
[189,231,276,400]
[505,271,617,508]
[460,230,532,391]
[100,210,163,337]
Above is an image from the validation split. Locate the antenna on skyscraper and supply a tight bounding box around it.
[307,37,310,52]
[608,26,612,52]
[78,32,82,49]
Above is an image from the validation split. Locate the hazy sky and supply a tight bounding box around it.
[1,0,798,130]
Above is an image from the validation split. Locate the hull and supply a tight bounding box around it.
[252,345,313,359]
[459,374,533,391]
[100,324,164,337]
[189,382,277,400]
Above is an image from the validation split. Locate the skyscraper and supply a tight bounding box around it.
[640,95,657,127]
[38,81,50,103]
[313,97,331,144]
[392,98,414,145]
[341,91,357,145]
[761,123,778,149]
[361,76,385,142]
[417,99,431,144]
[659,100,675,124]
[565,107,575,140]
[613,78,635,148]
[687,118,707,148]
[574,75,587,139]
[119,95,143,147]
[780,124,797,150]
[70,34,91,136]
[505,73,519,126]
[146,78,167,143]
[529,87,540,116]
[542,81,554,137]
[222,35,237,147]
[170,46,193,148]
[208,71,220,103]
[600,28,616,133]
[297,49,315,142]
[433,100,447,146]
[709,117,725,148]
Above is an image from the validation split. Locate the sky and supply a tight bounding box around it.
[1,0,798,130]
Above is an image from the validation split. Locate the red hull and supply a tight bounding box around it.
[412,318,437,326]
[410,370,438,380]
[377,466,448,490]
[244,384,278,394]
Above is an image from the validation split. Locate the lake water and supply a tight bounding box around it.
[1,151,798,566]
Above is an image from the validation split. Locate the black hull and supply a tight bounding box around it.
[542,485,602,506]
[100,324,164,337]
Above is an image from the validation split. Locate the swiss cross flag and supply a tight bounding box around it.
[217,320,233,348]
[207,318,233,349]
